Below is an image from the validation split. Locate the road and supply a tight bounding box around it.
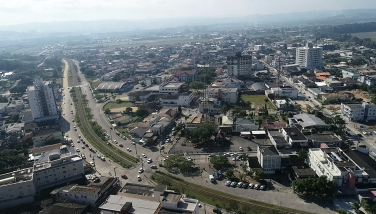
[67,59,159,185]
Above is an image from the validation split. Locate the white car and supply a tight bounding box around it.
[138,168,144,173]
[114,140,117,144]
[225,181,231,186]
[74,126,76,129]
[126,148,130,151]
[137,175,141,181]
[82,154,86,159]
[187,157,192,161]
[147,158,153,163]
[78,135,81,138]
[101,157,105,161]
[76,149,80,152]
[239,147,243,151]
[71,143,74,147]
[142,154,147,158]
[90,161,95,166]
[131,142,136,145]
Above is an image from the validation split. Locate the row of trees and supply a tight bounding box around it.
[164,155,197,174]
[189,123,215,144]
[292,176,334,198]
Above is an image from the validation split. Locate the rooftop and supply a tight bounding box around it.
[283,127,307,141]
[305,134,341,142]
[121,183,158,197]
[162,191,181,204]
[28,143,64,156]
[99,195,161,214]
[69,186,99,195]
[259,145,279,156]
[162,82,184,88]
[345,150,376,178]
[175,70,195,75]
[32,128,61,138]
[291,113,326,128]
[96,82,126,90]
[40,203,88,214]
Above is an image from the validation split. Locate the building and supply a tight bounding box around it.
[185,113,203,130]
[209,78,243,90]
[268,130,290,149]
[0,168,35,210]
[307,148,375,187]
[174,70,197,82]
[233,118,259,132]
[281,127,308,147]
[288,113,326,130]
[6,100,24,112]
[226,52,252,77]
[206,88,238,104]
[341,102,376,121]
[265,86,298,99]
[305,133,342,148]
[51,177,118,207]
[96,82,134,92]
[160,92,193,107]
[254,45,266,51]
[32,128,63,147]
[26,79,58,122]
[39,202,89,214]
[33,145,85,190]
[159,82,184,95]
[342,69,359,80]
[99,195,161,214]
[295,43,323,68]
[257,145,281,174]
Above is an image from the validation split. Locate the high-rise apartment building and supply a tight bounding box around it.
[226,52,252,77]
[295,43,323,68]
[26,79,58,122]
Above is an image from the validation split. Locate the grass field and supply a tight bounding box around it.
[103,102,133,111]
[241,95,276,110]
[351,31,376,40]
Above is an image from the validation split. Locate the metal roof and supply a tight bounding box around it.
[96,82,126,90]
[99,195,160,214]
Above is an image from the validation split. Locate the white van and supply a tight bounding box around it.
[209,175,215,183]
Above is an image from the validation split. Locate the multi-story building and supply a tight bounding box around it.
[26,79,58,122]
[206,88,238,104]
[256,145,281,174]
[265,86,298,99]
[295,43,323,68]
[32,128,63,147]
[226,52,252,77]
[159,82,184,95]
[198,97,221,115]
[174,70,197,82]
[160,92,193,107]
[307,147,373,187]
[281,127,308,147]
[33,145,84,190]
[341,102,376,121]
[0,168,35,210]
[209,77,243,90]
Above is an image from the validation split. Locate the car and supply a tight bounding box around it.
[260,185,265,191]
[208,154,213,157]
[224,153,231,157]
[65,134,69,137]
[78,135,81,138]
[237,182,243,187]
[198,203,202,208]
[82,145,85,149]
[114,140,117,144]
[97,154,101,158]
[126,147,130,151]
[254,184,259,190]
[131,142,136,145]
[101,157,105,161]
[89,161,95,166]
[71,143,74,147]
[77,139,80,143]
[72,119,75,122]
[150,165,157,169]
[231,182,237,187]
[73,126,76,129]
[239,147,243,151]
[213,207,222,213]
[363,131,367,135]
[160,145,165,150]
[373,131,376,135]
[147,158,153,163]
[247,146,252,151]
[187,157,192,161]
[74,128,77,131]
[142,154,147,158]
[225,181,231,186]
[76,149,80,152]
[121,174,128,179]
[138,168,144,173]
[248,183,254,189]
[119,144,123,147]
[82,154,86,159]
[242,183,248,188]
[137,175,141,181]
[85,144,89,147]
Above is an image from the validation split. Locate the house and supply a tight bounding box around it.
[288,113,326,130]
[233,118,259,132]
[6,123,24,137]
[304,133,342,148]
[324,77,343,88]
[307,88,326,100]
[174,70,197,82]
[209,78,243,89]
[185,113,203,130]
[251,82,267,91]
[315,72,331,81]
[159,82,184,95]
[268,130,290,149]
[281,127,308,147]
[257,145,281,174]
[341,102,376,121]
[262,120,287,130]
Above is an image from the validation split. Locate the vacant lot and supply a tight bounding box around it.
[241,95,276,110]
[103,102,133,111]
[351,31,376,40]
[348,89,371,102]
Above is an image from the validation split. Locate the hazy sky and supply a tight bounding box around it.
[1,0,375,25]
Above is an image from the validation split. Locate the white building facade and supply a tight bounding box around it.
[295,43,323,68]
[26,79,58,122]
[257,146,281,174]
[206,88,238,104]
[341,102,376,121]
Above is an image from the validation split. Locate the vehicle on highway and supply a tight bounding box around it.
[137,175,141,181]
[147,158,153,163]
[225,181,231,186]
[121,174,128,179]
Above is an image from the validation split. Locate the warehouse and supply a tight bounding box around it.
[95,82,134,92]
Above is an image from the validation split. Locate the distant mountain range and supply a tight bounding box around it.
[1,8,376,33]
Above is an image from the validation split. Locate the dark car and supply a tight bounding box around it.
[213,207,222,213]
[247,146,252,151]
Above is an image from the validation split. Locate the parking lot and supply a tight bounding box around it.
[170,135,272,155]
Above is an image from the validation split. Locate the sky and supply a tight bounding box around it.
[0,0,375,26]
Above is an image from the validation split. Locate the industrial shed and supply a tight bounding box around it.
[95,82,133,92]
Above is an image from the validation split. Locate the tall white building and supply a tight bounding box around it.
[226,52,252,77]
[295,43,323,68]
[341,102,376,121]
[206,88,238,104]
[256,146,281,174]
[26,79,58,122]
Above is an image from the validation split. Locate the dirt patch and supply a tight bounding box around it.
[324,104,341,114]
[110,106,138,113]
[348,89,371,102]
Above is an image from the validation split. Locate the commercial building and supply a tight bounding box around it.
[307,147,375,187]
[174,70,197,82]
[33,145,85,190]
[281,127,308,147]
[159,82,184,95]
[198,98,221,115]
[206,87,238,104]
[257,145,281,174]
[160,92,193,107]
[288,113,326,130]
[342,69,359,80]
[295,43,323,68]
[341,102,376,121]
[226,52,252,77]
[0,168,35,210]
[185,113,203,130]
[26,79,58,122]
[95,82,134,92]
[32,128,63,147]
[209,78,243,90]
[265,86,298,99]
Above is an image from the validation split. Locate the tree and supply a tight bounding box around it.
[164,155,196,174]
[253,169,264,181]
[189,81,205,91]
[189,123,215,144]
[104,109,111,114]
[210,155,231,169]
[136,108,149,118]
[292,176,334,198]
[125,107,133,115]
[350,202,361,214]
[0,96,8,103]
[116,99,122,104]
[225,169,234,178]
[221,103,232,115]
[337,208,348,214]
[298,150,308,162]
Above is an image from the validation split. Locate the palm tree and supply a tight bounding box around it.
[350,201,361,214]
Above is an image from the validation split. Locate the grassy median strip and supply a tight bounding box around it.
[152,172,314,214]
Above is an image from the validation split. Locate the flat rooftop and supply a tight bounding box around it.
[305,134,341,142]
[96,82,125,90]
[99,195,160,214]
[345,150,376,178]
[259,146,279,156]
[163,82,184,88]
[162,191,181,204]
[121,183,156,197]
[283,127,307,141]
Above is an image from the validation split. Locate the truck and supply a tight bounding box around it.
[209,175,215,183]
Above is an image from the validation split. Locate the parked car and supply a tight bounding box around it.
[260,185,265,191]
[137,175,141,181]
[138,168,144,173]
[237,182,243,187]
[248,183,254,189]
[150,165,157,169]
[239,147,243,151]
[254,184,259,190]
[121,174,128,179]
[147,158,153,163]
[231,182,237,187]
[142,153,147,158]
[119,144,123,147]
[225,181,231,186]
